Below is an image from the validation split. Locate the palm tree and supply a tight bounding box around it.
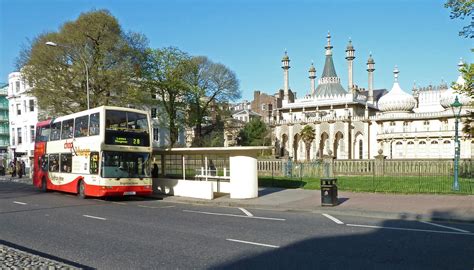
[300,125,316,161]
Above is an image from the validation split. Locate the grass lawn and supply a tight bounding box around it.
[258,175,474,195]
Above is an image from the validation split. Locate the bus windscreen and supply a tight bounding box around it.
[104,110,150,146]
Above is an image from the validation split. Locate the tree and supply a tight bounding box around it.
[237,118,270,146]
[300,125,316,161]
[183,56,240,146]
[18,10,149,116]
[144,47,190,147]
[444,0,474,38]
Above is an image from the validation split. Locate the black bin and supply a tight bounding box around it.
[321,178,338,206]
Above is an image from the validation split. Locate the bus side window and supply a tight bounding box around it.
[50,122,61,141]
[49,154,59,172]
[74,115,89,138]
[89,113,100,136]
[60,153,72,173]
[90,152,99,174]
[61,119,74,139]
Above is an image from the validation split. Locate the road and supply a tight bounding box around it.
[1,181,474,269]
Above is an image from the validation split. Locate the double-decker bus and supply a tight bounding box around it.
[33,106,153,198]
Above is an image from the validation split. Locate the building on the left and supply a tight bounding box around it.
[0,82,9,171]
[6,72,38,174]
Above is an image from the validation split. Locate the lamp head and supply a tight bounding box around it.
[451,96,463,117]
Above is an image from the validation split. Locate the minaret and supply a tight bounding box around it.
[367,53,375,104]
[282,50,291,101]
[309,62,316,96]
[345,39,355,93]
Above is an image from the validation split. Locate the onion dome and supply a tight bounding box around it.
[282,50,289,61]
[345,39,355,60]
[309,63,316,72]
[440,59,471,108]
[378,66,416,112]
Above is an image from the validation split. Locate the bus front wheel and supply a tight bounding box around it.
[78,180,87,199]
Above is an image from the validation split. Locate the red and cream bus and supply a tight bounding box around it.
[33,106,153,198]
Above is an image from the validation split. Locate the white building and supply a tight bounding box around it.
[271,33,472,161]
[7,72,39,170]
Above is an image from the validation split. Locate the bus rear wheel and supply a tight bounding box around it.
[77,180,87,199]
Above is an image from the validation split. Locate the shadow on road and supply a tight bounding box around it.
[211,211,474,270]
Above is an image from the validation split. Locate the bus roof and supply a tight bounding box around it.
[49,106,149,123]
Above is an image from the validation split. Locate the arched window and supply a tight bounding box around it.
[443,140,451,144]
[396,141,403,145]
[359,140,363,159]
[407,141,414,145]
[419,141,426,145]
[431,141,438,144]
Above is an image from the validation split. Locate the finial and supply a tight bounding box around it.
[393,65,399,82]
[325,31,333,55]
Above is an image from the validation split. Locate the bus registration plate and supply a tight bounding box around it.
[124,191,136,196]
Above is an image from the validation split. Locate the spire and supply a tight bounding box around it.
[325,31,333,56]
[315,32,346,97]
[367,53,375,103]
[282,50,291,102]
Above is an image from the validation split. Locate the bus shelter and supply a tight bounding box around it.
[152,147,272,200]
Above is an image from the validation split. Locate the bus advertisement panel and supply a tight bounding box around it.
[32,106,153,198]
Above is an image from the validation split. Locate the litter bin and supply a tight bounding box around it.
[321,178,338,206]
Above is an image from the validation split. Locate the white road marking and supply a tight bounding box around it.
[420,221,470,233]
[322,213,344,224]
[239,207,254,217]
[111,202,127,205]
[138,205,175,209]
[83,215,107,221]
[346,223,474,236]
[13,201,27,205]
[227,238,279,248]
[183,210,285,221]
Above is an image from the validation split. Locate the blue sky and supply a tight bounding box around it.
[0,0,472,101]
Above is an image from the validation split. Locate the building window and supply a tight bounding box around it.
[11,128,15,145]
[16,104,21,115]
[419,141,426,145]
[15,81,20,93]
[262,104,266,111]
[153,128,159,141]
[30,125,35,143]
[396,141,403,145]
[431,141,438,144]
[390,121,396,126]
[151,108,157,118]
[359,140,363,159]
[29,100,35,112]
[443,140,451,144]
[407,141,414,145]
[17,128,22,144]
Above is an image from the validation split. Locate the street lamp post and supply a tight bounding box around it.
[45,41,90,110]
[451,96,463,191]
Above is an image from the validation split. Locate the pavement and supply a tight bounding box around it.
[152,187,474,224]
[2,175,473,223]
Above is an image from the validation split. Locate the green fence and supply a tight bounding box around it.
[257,159,474,194]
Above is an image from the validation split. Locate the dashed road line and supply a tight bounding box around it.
[111,202,127,205]
[138,205,175,209]
[346,223,474,236]
[322,213,344,224]
[227,238,279,248]
[183,210,285,221]
[420,221,470,233]
[238,207,254,217]
[83,215,107,221]
[13,201,27,205]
